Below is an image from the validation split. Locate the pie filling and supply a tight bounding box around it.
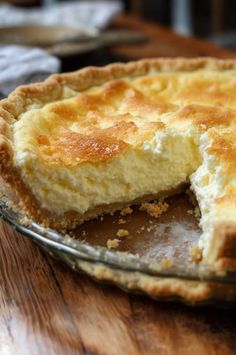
[10,68,236,263]
[13,125,223,258]
[14,128,200,214]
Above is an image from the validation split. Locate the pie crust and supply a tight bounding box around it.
[1,57,236,270]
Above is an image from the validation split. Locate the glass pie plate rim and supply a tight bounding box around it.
[1,194,236,305]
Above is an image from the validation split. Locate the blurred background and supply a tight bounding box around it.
[125,0,236,40]
[1,0,236,95]
[1,0,236,42]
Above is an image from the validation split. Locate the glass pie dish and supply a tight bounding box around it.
[1,192,236,306]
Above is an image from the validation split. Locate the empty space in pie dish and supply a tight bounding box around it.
[72,193,201,266]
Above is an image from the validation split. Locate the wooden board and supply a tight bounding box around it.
[110,15,236,59]
[0,220,236,355]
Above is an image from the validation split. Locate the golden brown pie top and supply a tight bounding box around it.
[15,70,236,170]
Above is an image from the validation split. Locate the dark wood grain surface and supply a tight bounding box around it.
[110,15,236,59]
[1,14,236,355]
[1,220,236,355]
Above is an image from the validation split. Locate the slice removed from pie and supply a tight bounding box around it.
[1,57,236,269]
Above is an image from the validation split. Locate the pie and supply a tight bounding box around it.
[1,57,236,269]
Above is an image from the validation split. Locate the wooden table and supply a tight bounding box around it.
[110,15,236,59]
[1,15,236,355]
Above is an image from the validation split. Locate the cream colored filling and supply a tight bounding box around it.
[190,133,225,257]
[13,114,228,260]
[14,129,200,215]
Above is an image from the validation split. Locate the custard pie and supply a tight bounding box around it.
[1,58,236,268]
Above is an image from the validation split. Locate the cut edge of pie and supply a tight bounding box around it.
[1,57,236,270]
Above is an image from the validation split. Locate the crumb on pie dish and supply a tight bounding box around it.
[1,57,236,271]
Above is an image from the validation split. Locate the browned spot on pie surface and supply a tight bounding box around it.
[207,129,236,174]
[173,104,236,131]
[175,78,236,106]
[48,102,80,121]
[101,121,138,140]
[38,125,129,165]
[37,135,50,145]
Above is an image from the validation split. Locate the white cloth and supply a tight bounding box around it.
[0,1,122,96]
[0,1,122,32]
[0,46,60,97]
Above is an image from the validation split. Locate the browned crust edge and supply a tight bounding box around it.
[78,260,236,304]
[1,57,236,268]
